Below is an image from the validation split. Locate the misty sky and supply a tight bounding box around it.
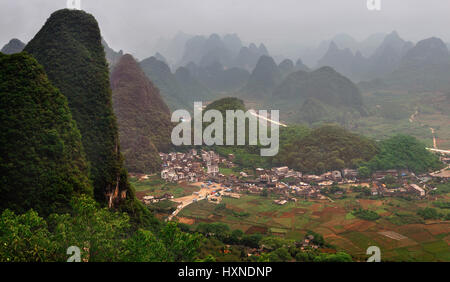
[1,0,449,59]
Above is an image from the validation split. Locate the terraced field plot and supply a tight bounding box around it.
[178,193,450,261]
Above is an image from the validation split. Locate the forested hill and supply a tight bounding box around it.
[0,53,92,216]
[111,54,172,173]
[274,125,378,174]
[271,67,367,124]
[24,9,133,209]
[205,97,247,114]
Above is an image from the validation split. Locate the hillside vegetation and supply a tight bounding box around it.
[363,135,444,174]
[0,53,92,216]
[24,9,130,207]
[111,54,172,173]
[274,125,378,174]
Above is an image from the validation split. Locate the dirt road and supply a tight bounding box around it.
[167,182,227,221]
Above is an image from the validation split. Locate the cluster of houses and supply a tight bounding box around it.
[156,149,449,203]
[160,149,235,183]
[142,194,174,205]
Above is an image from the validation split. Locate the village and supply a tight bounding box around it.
[138,149,450,213]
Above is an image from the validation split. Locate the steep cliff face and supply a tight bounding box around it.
[24,9,130,208]
[111,54,172,173]
[0,53,92,216]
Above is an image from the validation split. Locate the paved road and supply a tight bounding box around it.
[248,109,288,127]
[427,148,450,155]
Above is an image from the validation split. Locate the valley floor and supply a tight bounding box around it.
[176,192,450,262]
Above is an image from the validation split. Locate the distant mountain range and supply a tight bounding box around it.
[299,33,387,67]
[313,31,450,92]
[140,56,188,110]
[243,55,282,98]
[8,27,445,125]
[316,31,413,82]
[185,61,249,93]
[102,38,123,70]
[381,37,450,91]
[153,32,270,72]
[153,31,193,65]
[271,66,367,124]
[0,38,25,54]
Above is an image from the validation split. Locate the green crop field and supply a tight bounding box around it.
[130,175,200,198]
[178,190,450,261]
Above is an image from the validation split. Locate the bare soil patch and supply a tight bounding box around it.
[246,225,268,235]
[178,217,195,225]
[424,223,450,235]
[343,220,375,232]
[359,199,382,209]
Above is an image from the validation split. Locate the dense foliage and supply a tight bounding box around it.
[0,53,92,216]
[201,97,274,168]
[363,135,444,174]
[24,9,131,207]
[417,207,445,220]
[0,196,202,262]
[111,54,172,173]
[352,208,381,221]
[205,97,247,114]
[192,222,352,262]
[275,125,378,174]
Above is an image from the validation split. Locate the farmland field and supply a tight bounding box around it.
[130,175,200,199]
[355,91,450,149]
[178,192,450,261]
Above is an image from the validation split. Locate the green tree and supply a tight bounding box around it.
[158,222,203,262]
[365,135,443,174]
[313,252,352,262]
[0,209,57,262]
[267,247,293,262]
[417,207,441,220]
[358,166,371,179]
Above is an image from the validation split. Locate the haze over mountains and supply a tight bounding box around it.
[0,38,25,54]
[316,31,414,82]
[6,28,449,109]
[5,24,449,133]
[83,29,450,128]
